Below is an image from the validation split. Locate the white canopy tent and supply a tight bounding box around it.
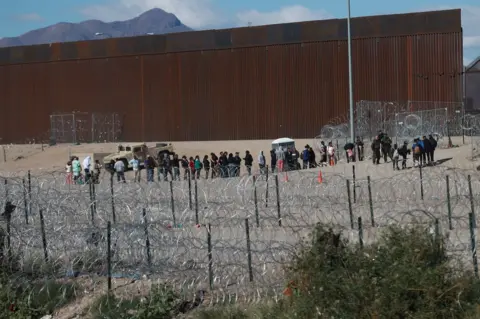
[271,137,295,150]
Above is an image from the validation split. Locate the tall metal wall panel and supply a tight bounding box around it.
[0,9,461,66]
[0,32,463,143]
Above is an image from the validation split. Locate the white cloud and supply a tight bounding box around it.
[80,2,332,29]
[235,5,333,27]
[15,13,43,22]
[460,6,480,49]
[464,36,480,48]
[80,0,222,29]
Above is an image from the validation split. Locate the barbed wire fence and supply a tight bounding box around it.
[316,100,466,162]
[0,165,480,310]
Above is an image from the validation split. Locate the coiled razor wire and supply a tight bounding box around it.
[0,163,480,307]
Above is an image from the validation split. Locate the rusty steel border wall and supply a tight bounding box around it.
[0,9,463,143]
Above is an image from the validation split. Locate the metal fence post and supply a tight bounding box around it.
[419,165,424,200]
[468,175,476,228]
[347,179,354,229]
[107,221,112,291]
[194,178,199,225]
[142,208,151,267]
[207,224,213,290]
[110,174,116,223]
[469,213,479,278]
[28,170,32,216]
[358,217,363,249]
[446,175,453,230]
[367,176,374,227]
[352,165,356,203]
[188,173,192,210]
[170,181,176,227]
[245,218,253,282]
[39,209,48,263]
[253,175,259,227]
[23,178,28,224]
[275,175,281,226]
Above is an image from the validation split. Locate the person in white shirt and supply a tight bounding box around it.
[129,156,140,182]
[327,142,336,166]
[114,159,126,183]
[258,151,266,175]
[65,161,73,184]
[82,156,92,183]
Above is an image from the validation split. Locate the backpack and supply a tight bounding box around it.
[414,145,421,154]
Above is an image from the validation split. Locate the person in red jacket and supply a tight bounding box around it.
[188,157,195,180]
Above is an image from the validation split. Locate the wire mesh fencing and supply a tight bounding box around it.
[0,165,480,309]
[50,112,122,144]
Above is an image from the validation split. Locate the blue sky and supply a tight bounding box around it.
[1,0,479,63]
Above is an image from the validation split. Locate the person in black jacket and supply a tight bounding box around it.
[219,152,228,178]
[371,136,381,165]
[270,149,277,173]
[308,147,316,168]
[210,153,218,178]
[172,154,180,181]
[422,136,432,166]
[398,141,410,169]
[146,156,156,182]
[181,155,189,180]
[234,152,242,176]
[202,155,210,179]
[227,153,235,177]
[0,201,16,259]
[428,134,438,164]
[356,137,364,161]
[244,150,254,176]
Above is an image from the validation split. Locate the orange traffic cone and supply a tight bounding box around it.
[317,170,323,184]
[284,171,289,182]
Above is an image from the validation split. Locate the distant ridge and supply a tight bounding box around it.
[0,8,192,47]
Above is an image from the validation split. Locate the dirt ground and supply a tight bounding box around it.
[0,136,474,175]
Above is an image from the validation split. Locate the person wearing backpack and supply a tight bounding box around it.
[412,138,422,167]
[417,137,425,166]
[391,144,400,170]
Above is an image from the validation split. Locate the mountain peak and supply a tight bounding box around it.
[140,8,169,17]
[0,9,192,48]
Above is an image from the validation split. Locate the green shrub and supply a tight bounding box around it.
[283,224,480,318]
[196,224,480,319]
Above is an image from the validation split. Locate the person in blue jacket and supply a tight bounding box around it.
[416,137,425,166]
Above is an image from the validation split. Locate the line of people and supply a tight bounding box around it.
[109,145,330,183]
[371,131,438,170]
